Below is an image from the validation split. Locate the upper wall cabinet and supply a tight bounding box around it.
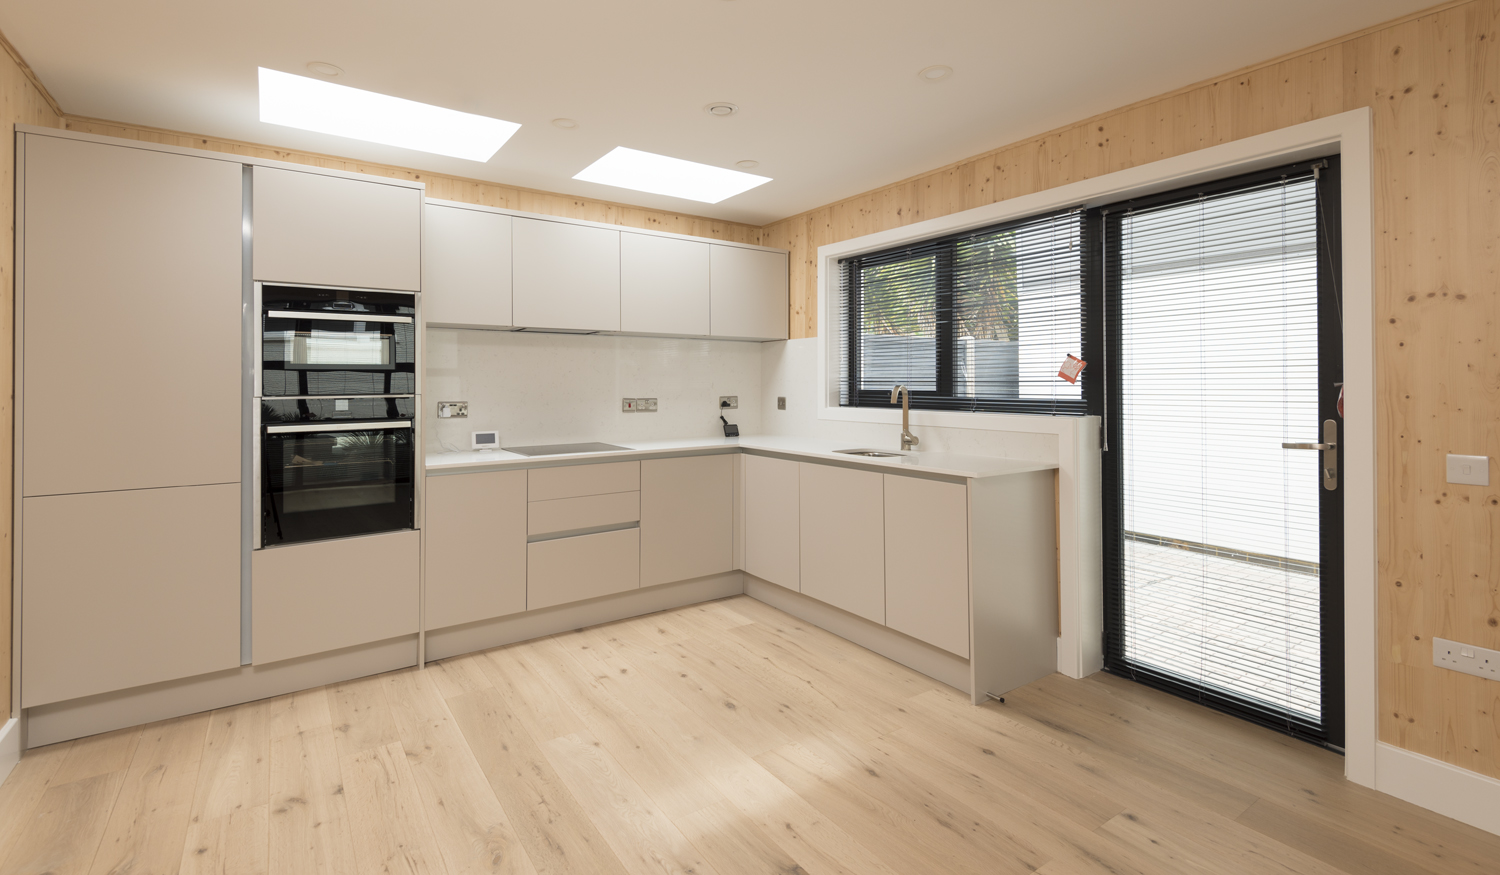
[620,232,710,336]
[424,203,513,328]
[711,246,789,340]
[253,166,422,291]
[22,134,242,497]
[512,217,621,332]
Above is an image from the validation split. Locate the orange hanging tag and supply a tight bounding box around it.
[1058,354,1087,384]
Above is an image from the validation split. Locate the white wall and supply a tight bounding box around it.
[423,329,764,453]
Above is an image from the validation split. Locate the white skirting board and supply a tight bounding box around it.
[0,718,19,786]
[1375,743,1500,836]
[744,575,971,692]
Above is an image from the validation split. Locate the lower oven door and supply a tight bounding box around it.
[261,420,415,547]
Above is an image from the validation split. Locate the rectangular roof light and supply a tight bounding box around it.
[258,67,520,162]
[573,147,770,204]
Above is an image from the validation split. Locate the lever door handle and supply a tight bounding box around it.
[1282,442,1335,450]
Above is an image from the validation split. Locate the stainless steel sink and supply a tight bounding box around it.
[834,448,906,458]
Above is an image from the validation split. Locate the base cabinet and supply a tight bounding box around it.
[253,530,420,665]
[528,528,640,610]
[21,484,242,708]
[425,470,527,630]
[885,475,970,657]
[799,463,885,624]
[743,454,800,589]
[641,455,733,586]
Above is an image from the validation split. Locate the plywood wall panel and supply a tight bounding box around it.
[769,0,1500,779]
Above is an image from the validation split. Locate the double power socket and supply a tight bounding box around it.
[622,398,658,412]
[1433,637,1500,681]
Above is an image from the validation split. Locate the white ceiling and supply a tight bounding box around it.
[3,0,1428,225]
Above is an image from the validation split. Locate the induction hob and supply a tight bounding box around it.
[503,442,631,457]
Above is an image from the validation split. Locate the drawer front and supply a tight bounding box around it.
[528,461,640,502]
[528,490,640,536]
[527,528,640,610]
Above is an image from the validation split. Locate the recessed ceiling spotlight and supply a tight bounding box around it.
[552,118,579,129]
[574,147,770,204]
[704,102,739,117]
[306,61,344,78]
[258,67,521,162]
[734,159,759,170]
[918,65,953,82]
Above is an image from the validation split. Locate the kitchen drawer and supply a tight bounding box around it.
[528,461,640,502]
[528,490,640,536]
[527,528,640,610]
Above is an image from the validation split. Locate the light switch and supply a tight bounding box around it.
[1446,453,1489,486]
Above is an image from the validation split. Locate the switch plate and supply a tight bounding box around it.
[777,396,786,410]
[1446,453,1489,486]
[719,396,738,410]
[622,398,637,412]
[437,402,469,419]
[1433,637,1500,681]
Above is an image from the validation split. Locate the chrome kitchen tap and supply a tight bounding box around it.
[890,384,920,451]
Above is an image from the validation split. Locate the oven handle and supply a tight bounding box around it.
[266,420,413,434]
[264,311,413,324]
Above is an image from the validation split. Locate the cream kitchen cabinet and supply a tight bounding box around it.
[424,469,528,630]
[640,455,734,586]
[710,245,789,340]
[621,232,711,336]
[424,202,513,328]
[512,217,621,332]
[742,453,800,589]
[884,474,970,657]
[252,165,422,291]
[799,462,885,624]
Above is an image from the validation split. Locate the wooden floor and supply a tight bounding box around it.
[1,596,1497,875]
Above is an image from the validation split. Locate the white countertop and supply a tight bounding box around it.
[426,434,1056,480]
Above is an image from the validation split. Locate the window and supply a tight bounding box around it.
[837,208,1091,415]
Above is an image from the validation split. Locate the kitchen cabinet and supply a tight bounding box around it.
[424,202,513,328]
[742,454,801,589]
[425,470,527,630]
[512,217,621,332]
[528,460,640,501]
[253,530,420,665]
[641,455,733,586]
[21,133,241,497]
[799,463,885,623]
[710,245,789,340]
[528,528,640,609]
[884,474,970,657]
[621,233,711,336]
[21,484,240,708]
[252,166,422,291]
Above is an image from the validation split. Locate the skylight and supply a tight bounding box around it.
[573,147,771,204]
[257,67,520,162]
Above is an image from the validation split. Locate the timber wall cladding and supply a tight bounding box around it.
[764,0,1500,778]
[0,34,63,722]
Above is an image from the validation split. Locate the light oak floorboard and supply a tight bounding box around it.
[2,595,1499,875]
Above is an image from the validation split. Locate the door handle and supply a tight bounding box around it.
[1282,419,1338,490]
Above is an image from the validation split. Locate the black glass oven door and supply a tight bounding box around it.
[261,420,415,547]
[261,312,416,396]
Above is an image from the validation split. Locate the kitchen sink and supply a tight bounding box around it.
[834,448,906,458]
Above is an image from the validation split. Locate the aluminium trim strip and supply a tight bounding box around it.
[265,420,412,434]
[264,311,412,324]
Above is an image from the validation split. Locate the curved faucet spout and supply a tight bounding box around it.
[890,385,920,451]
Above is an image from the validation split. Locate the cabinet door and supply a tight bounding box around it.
[710,246,789,340]
[253,530,419,665]
[641,455,732,586]
[22,484,240,707]
[799,463,884,623]
[743,454,800,589]
[424,203,513,328]
[253,166,421,291]
[425,470,527,630]
[621,233,710,336]
[512,217,621,332]
[528,528,640,610]
[22,134,241,497]
[885,475,970,657]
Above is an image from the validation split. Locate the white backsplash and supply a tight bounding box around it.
[424,328,763,453]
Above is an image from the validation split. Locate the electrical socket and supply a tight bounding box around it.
[437,402,469,418]
[622,398,658,413]
[644,397,657,412]
[1433,637,1500,681]
[777,396,786,410]
[719,396,738,410]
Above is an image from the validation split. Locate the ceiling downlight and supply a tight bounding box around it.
[305,61,344,77]
[918,65,953,81]
[704,102,739,117]
[552,118,579,129]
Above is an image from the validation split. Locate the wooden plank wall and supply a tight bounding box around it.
[0,34,62,723]
[60,117,763,245]
[763,0,1500,779]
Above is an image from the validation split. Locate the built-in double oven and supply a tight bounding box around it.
[254,284,419,548]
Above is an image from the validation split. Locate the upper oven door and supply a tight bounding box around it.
[259,284,417,397]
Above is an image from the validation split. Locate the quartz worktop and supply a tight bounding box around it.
[425,434,1057,480]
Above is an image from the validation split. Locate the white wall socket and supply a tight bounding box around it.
[437,401,469,418]
[1433,637,1500,681]
[1445,453,1489,486]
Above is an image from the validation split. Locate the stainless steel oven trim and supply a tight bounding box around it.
[253,281,264,398]
[265,420,413,434]
[258,281,417,297]
[271,394,416,400]
[264,311,413,324]
[251,400,262,551]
